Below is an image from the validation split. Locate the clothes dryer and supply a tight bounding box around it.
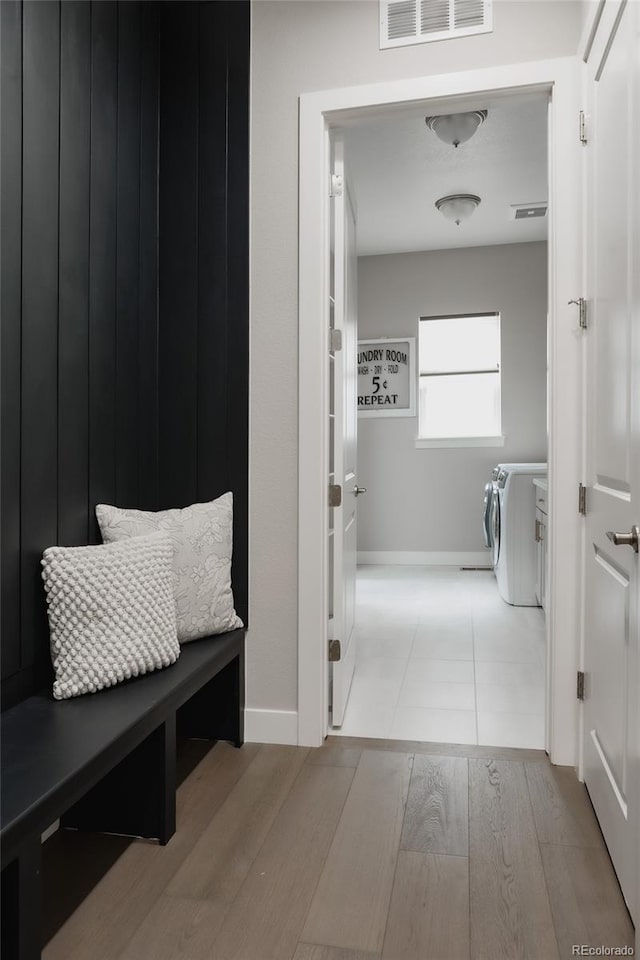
[483,462,536,562]
[493,463,547,605]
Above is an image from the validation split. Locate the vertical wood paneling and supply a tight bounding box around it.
[1,0,250,708]
[196,2,229,503]
[88,0,118,532]
[20,0,61,681]
[225,0,250,624]
[138,1,160,512]
[159,1,199,509]
[115,0,141,508]
[0,0,23,680]
[158,0,249,613]
[58,0,91,548]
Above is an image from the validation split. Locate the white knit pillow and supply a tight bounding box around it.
[95,493,243,644]
[41,532,179,700]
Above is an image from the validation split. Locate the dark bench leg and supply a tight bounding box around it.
[61,716,177,844]
[177,649,244,747]
[1,837,42,960]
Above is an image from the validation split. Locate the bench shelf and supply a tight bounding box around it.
[1,628,245,960]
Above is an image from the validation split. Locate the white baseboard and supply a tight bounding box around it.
[244,708,299,745]
[357,551,491,567]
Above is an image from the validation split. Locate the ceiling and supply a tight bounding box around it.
[343,94,549,256]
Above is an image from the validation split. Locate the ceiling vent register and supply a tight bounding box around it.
[509,202,548,221]
[380,0,492,49]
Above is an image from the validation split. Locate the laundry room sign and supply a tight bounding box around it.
[357,337,416,418]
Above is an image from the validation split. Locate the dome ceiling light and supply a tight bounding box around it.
[435,194,482,226]
[425,109,488,148]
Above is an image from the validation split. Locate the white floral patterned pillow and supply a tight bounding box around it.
[96,493,243,644]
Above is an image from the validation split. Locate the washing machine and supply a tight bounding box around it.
[482,466,501,550]
[493,463,547,605]
[482,462,527,560]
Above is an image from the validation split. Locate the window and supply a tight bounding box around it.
[417,313,502,443]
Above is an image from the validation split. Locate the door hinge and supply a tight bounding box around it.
[568,297,588,329]
[330,328,343,352]
[578,483,587,516]
[330,174,343,198]
[579,110,588,145]
[329,483,342,508]
[577,670,585,701]
[328,638,341,662]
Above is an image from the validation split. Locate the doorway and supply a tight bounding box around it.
[330,95,549,746]
[297,58,582,770]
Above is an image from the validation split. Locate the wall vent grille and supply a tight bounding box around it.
[509,202,548,221]
[380,0,492,49]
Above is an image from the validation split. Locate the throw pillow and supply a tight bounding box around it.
[95,492,243,644]
[42,531,179,700]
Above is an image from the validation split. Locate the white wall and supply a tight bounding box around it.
[357,243,547,556]
[249,0,583,717]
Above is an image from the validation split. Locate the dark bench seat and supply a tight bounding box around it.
[1,628,245,960]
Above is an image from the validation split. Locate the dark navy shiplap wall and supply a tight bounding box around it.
[0,0,249,710]
[158,0,250,630]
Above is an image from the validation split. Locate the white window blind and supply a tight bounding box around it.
[418,313,501,440]
[380,0,492,49]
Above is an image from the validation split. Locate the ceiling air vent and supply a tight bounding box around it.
[509,202,548,221]
[380,0,492,49]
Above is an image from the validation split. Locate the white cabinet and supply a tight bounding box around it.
[534,480,548,611]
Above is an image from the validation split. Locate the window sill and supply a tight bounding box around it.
[415,435,506,449]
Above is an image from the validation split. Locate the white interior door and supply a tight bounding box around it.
[329,135,359,727]
[582,0,639,924]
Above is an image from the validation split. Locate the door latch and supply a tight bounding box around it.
[329,484,342,508]
[330,328,342,352]
[330,174,343,198]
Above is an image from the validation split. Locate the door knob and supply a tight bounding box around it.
[606,526,639,553]
[353,486,367,497]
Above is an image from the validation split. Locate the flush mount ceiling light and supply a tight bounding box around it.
[425,110,488,148]
[435,194,481,226]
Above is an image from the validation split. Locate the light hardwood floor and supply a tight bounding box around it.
[42,737,634,960]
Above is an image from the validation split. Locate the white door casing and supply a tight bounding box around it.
[581,0,639,924]
[298,59,582,759]
[329,136,358,727]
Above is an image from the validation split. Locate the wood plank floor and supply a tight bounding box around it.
[42,737,634,960]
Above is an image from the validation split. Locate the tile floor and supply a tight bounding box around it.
[332,565,546,749]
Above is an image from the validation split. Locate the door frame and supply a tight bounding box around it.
[298,57,583,766]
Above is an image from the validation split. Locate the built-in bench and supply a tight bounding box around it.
[1,628,245,960]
